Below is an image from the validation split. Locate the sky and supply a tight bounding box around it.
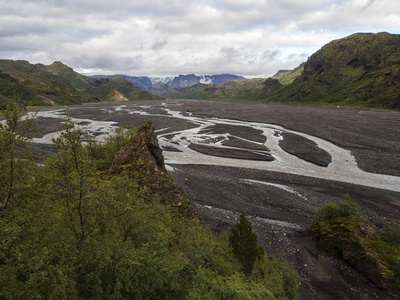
[1,0,399,78]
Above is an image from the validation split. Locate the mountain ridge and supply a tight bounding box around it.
[90,73,246,98]
[0,60,163,107]
[1,32,399,109]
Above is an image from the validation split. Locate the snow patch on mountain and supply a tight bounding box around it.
[150,77,174,85]
[199,75,213,84]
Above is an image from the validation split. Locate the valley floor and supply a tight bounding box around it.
[31,100,400,299]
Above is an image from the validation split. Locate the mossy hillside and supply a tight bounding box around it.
[0,61,94,106]
[269,32,400,109]
[0,59,163,106]
[272,63,305,85]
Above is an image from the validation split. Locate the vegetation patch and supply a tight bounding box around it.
[186,108,202,113]
[310,196,400,289]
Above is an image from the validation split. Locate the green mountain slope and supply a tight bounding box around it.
[174,32,400,109]
[149,82,180,98]
[269,32,400,109]
[175,78,282,101]
[272,63,305,85]
[0,60,163,107]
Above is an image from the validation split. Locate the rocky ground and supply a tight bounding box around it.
[29,100,400,299]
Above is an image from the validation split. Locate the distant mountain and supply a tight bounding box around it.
[91,73,246,98]
[150,77,174,85]
[149,82,180,99]
[0,60,163,107]
[175,78,281,101]
[91,74,153,91]
[270,32,400,109]
[172,68,306,101]
[169,74,245,88]
[171,65,304,101]
[170,74,201,88]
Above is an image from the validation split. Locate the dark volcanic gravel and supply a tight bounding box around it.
[31,100,400,299]
[279,132,332,167]
[188,143,274,161]
[199,124,266,143]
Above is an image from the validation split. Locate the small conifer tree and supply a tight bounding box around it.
[229,210,264,275]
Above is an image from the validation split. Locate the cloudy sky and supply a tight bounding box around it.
[1,0,399,77]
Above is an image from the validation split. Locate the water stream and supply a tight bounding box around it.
[30,103,400,192]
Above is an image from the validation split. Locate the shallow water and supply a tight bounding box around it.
[31,103,400,192]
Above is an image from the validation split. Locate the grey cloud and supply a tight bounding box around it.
[1,0,399,77]
[361,0,375,11]
[68,54,144,73]
[151,36,168,51]
[261,50,281,61]
[286,52,308,60]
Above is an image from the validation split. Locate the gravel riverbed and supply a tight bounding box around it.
[31,100,400,299]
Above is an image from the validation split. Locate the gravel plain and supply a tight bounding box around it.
[31,100,400,299]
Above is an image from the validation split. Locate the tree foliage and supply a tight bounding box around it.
[0,98,37,214]
[86,125,138,170]
[229,210,264,275]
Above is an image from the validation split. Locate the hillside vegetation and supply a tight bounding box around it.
[0,102,299,299]
[271,32,400,109]
[175,32,400,109]
[271,63,305,85]
[0,60,163,108]
[175,78,282,101]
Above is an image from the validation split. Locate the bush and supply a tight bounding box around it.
[86,125,137,170]
[315,194,359,219]
[384,221,400,248]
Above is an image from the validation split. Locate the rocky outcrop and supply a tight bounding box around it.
[108,121,199,220]
[309,216,397,289]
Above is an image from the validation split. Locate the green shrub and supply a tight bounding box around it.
[384,221,400,248]
[251,254,300,300]
[315,194,359,219]
[86,125,137,170]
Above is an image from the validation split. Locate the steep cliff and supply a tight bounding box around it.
[108,121,199,219]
